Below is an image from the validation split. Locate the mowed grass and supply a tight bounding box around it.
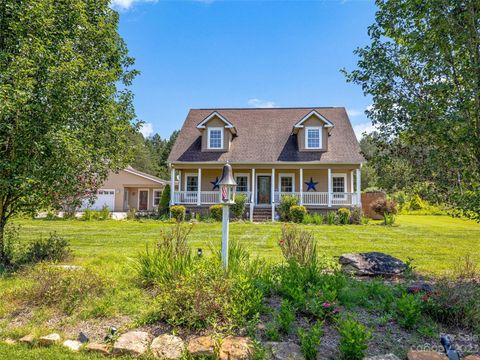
[5,215,480,275]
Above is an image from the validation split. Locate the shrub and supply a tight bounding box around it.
[19,233,71,264]
[326,211,336,225]
[289,205,307,223]
[136,222,193,286]
[337,316,372,360]
[145,257,264,330]
[231,193,247,220]
[127,208,136,220]
[98,205,111,220]
[170,205,186,222]
[278,225,316,266]
[395,293,421,329]
[278,195,299,221]
[408,194,426,210]
[265,321,281,341]
[383,212,396,225]
[337,208,350,225]
[82,209,98,221]
[23,265,105,314]
[209,204,223,221]
[371,198,398,216]
[158,184,171,215]
[349,207,363,225]
[277,299,295,334]
[422,278,479,334]
[298,320,324,360]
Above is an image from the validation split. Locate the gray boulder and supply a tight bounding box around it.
[151,334,185,360]
[113,331,152,356]
[339,252,406,276]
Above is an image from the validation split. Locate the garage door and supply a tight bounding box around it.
[81,189,115,211]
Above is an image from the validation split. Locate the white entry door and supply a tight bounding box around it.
[82,189,115,211]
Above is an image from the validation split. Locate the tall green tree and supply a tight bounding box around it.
[0,0,138,265]
[344,0,480,219]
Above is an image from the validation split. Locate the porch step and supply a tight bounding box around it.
[252,207,273,222]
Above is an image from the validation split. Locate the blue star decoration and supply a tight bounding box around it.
[211,177,220,190]
[305,177,318,191]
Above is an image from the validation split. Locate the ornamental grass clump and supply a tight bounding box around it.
[278,225,316,267]
[136,222,193,286]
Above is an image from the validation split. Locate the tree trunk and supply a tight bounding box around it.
[0,216,8,266]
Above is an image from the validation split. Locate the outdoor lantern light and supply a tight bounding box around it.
[197,248,203,257]
[218,163,237,270]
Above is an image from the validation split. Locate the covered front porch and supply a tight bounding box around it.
[169,164,362,221]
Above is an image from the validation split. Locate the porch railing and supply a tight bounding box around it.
[173,191,358,206]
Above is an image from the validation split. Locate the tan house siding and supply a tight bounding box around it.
[297,115,329,152]
[200,116,232,152]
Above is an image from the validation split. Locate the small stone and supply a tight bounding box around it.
[4,338,16,345]
[407,351,447,360]
[113,331,152,356]
[187,336,215,357]
[339,252,407,276]
[63,340,82,352]
[78,331,89,343]
[151,334,185,360]
[220,336,253,360]
[19,334,34,345]
[39,333,61,346]
[86,343,111,355]
[266,342,304,360]
[365,354,401,360]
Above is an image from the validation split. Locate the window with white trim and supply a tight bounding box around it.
[186,175,198,192]
[153,190,162,206]
[332,175,346,198]
[280,176,293,192]
[305,127,322,149]
[208,127,223,149]
[235,175,248,192]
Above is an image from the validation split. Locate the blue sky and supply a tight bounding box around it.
[113,0,377,139]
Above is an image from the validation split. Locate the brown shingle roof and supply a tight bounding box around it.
[168,107,364,164]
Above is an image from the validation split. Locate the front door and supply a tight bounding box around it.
[139,190,148,211]
[257,176,271,204]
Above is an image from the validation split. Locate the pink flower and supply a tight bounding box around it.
[322,302,332,308]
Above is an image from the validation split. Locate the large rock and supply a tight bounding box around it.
[151,334,185,360]
[3,338,16,345]
[38,333,61,346]
[407,352,447,360]
[113,331,152,356]
[187,336,215,357]
[365,355,401,360]
[86,342,111,355]
[63,340,82,352]
[19,334,34,345]
[219,336,253,360]
[407,282,434,294]
[266,342,304,360]
[464,357,480,360]
[339,252,406,276]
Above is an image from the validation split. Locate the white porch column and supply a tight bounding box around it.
[350,170,354,205]
[356,168,361,207]
[178,170,182,192]
[327,168,332,207]
[250,168,255,222]
[299,168,304,205]
[271,168,275,222]
[197,168,202,206]
[170,167,175,206]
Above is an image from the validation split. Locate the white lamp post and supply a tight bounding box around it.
[217,163,237,270]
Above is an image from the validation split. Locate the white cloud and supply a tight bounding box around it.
[139,122,154,137]
[110,0,157,10]
[247,98,277,108]
[353,121,376,140]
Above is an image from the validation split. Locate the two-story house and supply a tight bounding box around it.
[167,107,364,221]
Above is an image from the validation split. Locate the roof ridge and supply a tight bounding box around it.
[191,107,343,110]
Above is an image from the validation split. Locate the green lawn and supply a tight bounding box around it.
[6,215,480,275]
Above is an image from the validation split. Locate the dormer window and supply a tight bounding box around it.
[208,127,223,149]
[305,127,322,149]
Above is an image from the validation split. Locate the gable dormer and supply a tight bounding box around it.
[292,110,334,152]
[197,112,236,152]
